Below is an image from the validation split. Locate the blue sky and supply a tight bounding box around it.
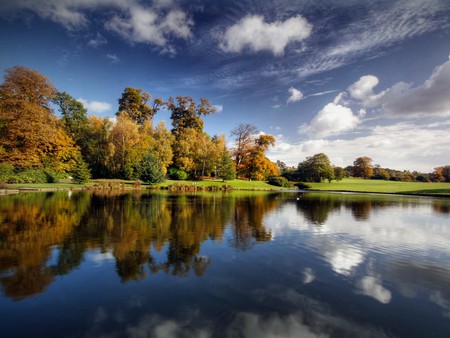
[1,0,449,172]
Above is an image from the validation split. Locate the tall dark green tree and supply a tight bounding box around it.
[53,92,88,143]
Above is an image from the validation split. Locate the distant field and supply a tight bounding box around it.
[307,178,450,196]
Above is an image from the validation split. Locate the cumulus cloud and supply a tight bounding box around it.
[287,87,303,103]
[380,57,450,117]
[220,15,312,56]
[348,75,379,102]
[78,98,112,114]
[299,101,361,138]
[269,120,450,172]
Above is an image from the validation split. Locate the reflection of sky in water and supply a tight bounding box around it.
[263,196,450,314]
[1,192,450,337]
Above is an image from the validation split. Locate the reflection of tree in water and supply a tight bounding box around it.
[432,201,450,214]
[0,191,89,300]
[0,191,276,299]
[296,194,341,225]
[230,194,276,250]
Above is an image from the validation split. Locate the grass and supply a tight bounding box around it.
[306,178,450,196]
[4,178,285,191]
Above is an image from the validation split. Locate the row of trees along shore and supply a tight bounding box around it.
[280,153,450,183]
[0,66,278,184]
[0,66,448,186]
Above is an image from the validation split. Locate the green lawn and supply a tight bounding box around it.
[5,178,284,191]
[307,178,450,196]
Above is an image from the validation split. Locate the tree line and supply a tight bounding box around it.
[0,66,278,184]
[280,153,450,183]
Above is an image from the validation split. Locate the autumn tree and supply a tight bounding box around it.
[166,96,215,174]
[241,134,277,180]
[117,87,162,124]
[79,116,113,178]
[297,153,334,182]
[0,66,79,170]
[108,112,143,179]
[230,123,258,176]
[353,156,374,179]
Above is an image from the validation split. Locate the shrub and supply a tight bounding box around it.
[296,182,312,189]
[168,168,188,180]
[268,176,294,188]
[0,163,14,181]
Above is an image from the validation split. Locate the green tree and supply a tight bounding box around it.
[117,87,162,125]
[137,153,165,184]
[216,146,236,181]
[72,156,91,184]
[353,156,374,179]
[297,153,334,182]
[333,166,344,181]
[53,92,88,143]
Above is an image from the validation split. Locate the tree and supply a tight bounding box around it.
[53,92,88,143]
[215,141,236,181]
[333,166,344,181]
[108,113,143,179]
[79,116,113,178]
[150,121,174,174]
[241,134,277,180]
[230,123,258,176]
[71,156,91,184]
[353,156,374,178]
[117,87,162,124]
[166,96,215,175]
[0,66,77,170]
[167,96,215,135]
[297,153,334,182]
[137,153,165,184]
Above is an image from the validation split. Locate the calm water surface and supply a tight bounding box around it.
[0,190,449,337]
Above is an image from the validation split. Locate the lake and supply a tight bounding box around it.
[0,190,449,337]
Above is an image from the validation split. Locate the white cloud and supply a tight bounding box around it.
[287,87,303,103]
[213,104,223,113]
[299,102,361,138]
[380,57,450,117]
[220,15,312,56]
[356,276,392,304]
[348,75,379,102]
[269,120,450,172]
[106,53,120,63]
[87,32,107,48]
[3,0,193,52]
[105,6,193,47]
[78,98,112,114]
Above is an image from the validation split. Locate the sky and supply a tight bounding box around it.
[0,0,449,172]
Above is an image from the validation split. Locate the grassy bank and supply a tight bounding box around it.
[306,178,450,196]
[5,178,284,191]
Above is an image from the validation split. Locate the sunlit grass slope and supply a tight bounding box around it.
[307,178,450,196]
